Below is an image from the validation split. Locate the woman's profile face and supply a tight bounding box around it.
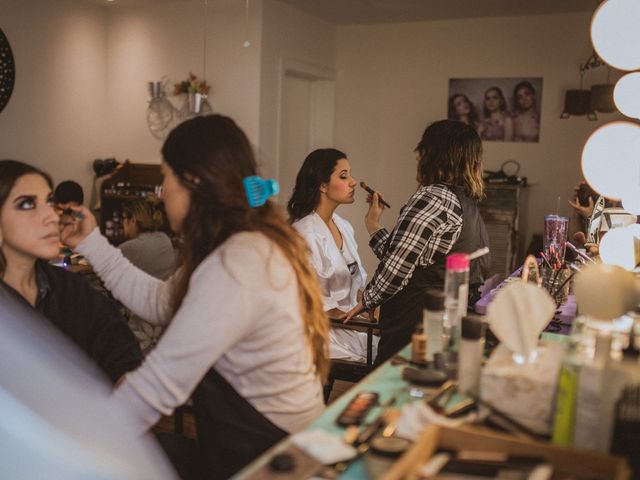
[516,87,535,111]
[484,89,503,113]
[320,158,356,205]
[0,174,60,263]
[453,96,471,117]
[160,162,191,234]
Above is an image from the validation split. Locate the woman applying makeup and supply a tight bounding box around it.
[0,160,141,383]
[344,120,490,364]
[61,115,328,478]
[288,149,378,363]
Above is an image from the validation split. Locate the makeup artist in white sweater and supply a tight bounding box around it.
[61,115,329,478]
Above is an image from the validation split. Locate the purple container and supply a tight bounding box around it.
[543,214,569,268]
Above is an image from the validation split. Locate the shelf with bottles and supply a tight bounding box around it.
[99,162,163,246]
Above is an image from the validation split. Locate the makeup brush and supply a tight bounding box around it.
[359,182,391,209]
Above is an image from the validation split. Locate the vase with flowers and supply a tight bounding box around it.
[174,72,212,116]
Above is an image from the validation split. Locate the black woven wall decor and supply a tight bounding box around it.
[0,28,15,114]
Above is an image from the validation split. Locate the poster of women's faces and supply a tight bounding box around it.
[448,77,543,143]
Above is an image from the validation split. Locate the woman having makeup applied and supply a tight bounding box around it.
[0,160,141,383]
[288,149,378,363]
[60,114,328,478]
[344,120,490,364]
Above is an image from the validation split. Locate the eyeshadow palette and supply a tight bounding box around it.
[336,391,379,427]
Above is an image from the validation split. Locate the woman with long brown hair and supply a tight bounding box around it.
[344,120,490,364]
[61,114,329,478]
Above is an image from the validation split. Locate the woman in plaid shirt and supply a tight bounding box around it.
[344,120,490,363]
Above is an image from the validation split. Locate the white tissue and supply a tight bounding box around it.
[291,429,357,464]
[394,402,469,441]
[486,282,555,363]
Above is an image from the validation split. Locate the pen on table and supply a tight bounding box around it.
[359,182,391,209]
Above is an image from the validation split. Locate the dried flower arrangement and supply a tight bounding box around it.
[173,72,210,95]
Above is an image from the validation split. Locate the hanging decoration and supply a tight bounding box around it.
[243,0,251,48]
[173,72,212,116]
[0,28,16,115]
[560,50,614,120]
[146,79,175,140]
[145,0,213,139]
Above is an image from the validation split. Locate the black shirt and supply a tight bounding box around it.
[2,260,142,382]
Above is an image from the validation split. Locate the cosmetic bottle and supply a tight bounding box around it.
[552,338,586,447]
[423,289,446,362]
[443,253,470,352]
[573,332,612,451]
[457,315,485,396]
[411,321,428,366]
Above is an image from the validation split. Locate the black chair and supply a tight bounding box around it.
[323,316,378,402]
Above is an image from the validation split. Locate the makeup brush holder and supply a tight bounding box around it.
[541,266,571,305]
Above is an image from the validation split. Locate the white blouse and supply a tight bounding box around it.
[293,212,367,311]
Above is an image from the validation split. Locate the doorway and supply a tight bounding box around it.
[276,59,336,206]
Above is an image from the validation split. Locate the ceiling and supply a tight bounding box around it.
[89,0,596,24]
[276,0,596,25]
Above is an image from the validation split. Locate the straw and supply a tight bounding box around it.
[556,196,561,216]
[469,246,490,261]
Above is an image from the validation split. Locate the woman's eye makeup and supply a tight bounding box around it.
[14,195,37,210]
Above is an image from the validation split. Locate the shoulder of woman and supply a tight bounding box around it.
[292,213,320,234]
[292,214,330,244]
[197,231,294,286]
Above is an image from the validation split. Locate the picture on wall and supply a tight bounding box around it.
[448,77,543,143]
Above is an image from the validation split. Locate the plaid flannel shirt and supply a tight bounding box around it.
[362,184,463,310]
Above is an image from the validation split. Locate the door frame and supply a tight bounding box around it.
[275,57,337,189]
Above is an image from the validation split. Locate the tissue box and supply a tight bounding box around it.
[480,341,566,435]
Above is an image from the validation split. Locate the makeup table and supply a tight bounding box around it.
[234,333,568,480]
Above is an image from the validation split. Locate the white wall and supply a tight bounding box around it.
[0,0,108,198]
[258,0,337,178]
[334,13,624,275]
[0,0,264,202]
[105,0,263,163]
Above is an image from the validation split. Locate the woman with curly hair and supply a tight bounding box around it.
[344,120,490,364]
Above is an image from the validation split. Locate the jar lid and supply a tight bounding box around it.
[446,253,469,271]
[461,315,485,340]
[423,289,445,311]
[369,436,411,458]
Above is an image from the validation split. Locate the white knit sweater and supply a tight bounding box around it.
[77,228,324,434]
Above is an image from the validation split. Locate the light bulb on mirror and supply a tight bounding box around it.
[599,225,640,271]
[581,121,640,200]
[591,0,640,71]
[622,195,640,216]
[574,263,640,320]
[614,72,640,120]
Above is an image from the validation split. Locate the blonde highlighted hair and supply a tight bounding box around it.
[415,119,484,200]
[122,199,166,233]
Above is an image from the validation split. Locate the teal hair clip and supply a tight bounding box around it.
[243,176,280,208]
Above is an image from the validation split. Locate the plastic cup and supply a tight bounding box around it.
[543,215,569,268]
